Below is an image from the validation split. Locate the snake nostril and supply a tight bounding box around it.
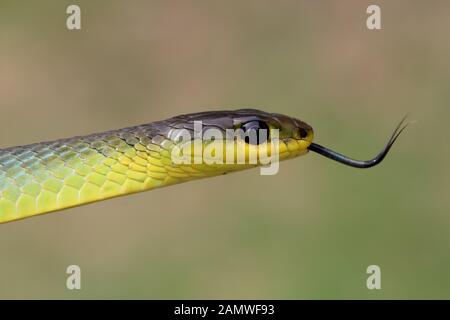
[294,127,308,139]
[300,128,308,139]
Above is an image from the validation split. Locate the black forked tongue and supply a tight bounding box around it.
[308,116,411,169]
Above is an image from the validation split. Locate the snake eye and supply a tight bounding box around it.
[241,121,269,145]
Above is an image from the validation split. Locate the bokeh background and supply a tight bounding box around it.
[0,0,449,299]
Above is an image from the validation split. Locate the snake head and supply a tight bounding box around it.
[165,109,314,167]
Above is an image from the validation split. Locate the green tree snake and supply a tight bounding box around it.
[0,109,408,224]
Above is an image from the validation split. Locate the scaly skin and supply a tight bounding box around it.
[0,109,313,223]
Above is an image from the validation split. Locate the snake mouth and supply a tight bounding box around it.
[275,134,313,161]
[286,125,314,155]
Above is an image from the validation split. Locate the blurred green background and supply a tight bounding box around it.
[0,0,449,299]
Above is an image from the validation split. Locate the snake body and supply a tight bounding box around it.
[0,109,313,224]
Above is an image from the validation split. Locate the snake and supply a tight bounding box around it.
[0,109,408,224]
